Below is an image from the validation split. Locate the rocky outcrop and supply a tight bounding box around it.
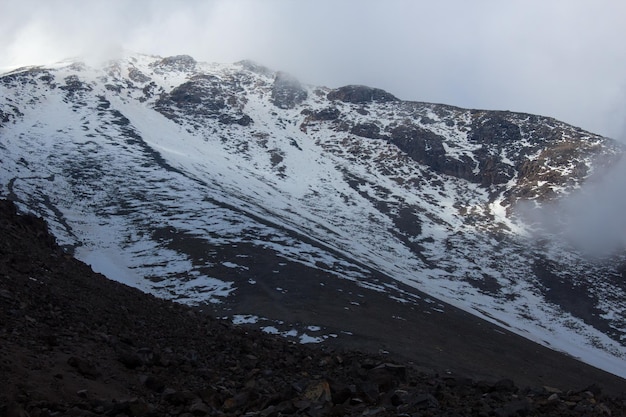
[388,123,448,171]
[59,74,93,99]
[154,74,253,125]
[351,122,383,139]
[150,54,197,72]
[386,123,482,183]
[271,71,307,109]
[327,85,398,104]
[127,67,151,84]
[470,113,523,145]
[309,107,341,121]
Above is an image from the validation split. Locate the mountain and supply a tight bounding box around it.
[3,198,625,416]
[1,53,625,381]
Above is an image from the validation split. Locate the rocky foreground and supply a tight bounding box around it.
[0,198,624,416]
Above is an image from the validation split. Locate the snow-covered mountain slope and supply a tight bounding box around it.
[1,54,625,377]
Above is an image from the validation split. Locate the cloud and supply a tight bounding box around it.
[1,0,626,139]
[518,155,626,258]
[566,159,626,257]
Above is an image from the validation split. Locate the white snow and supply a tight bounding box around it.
[232,314,260,325]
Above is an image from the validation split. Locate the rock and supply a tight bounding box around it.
[494,398,533,417]
[4,402,28,417]
[141,375,165,393]
[329,382,352,405]
[118,350,143,369]
[361,406,387,416]
[189,400,211,416]
[583,383,603,396]
[492,378,518,393]
[127,68,151,84]
[135,347,159,366]
[293,399,311,410]
[64,407,99,416]
[358,381,379,403]
[222,391,250,412]
[218,113,253,126]
[444,376,473,388]
[303,380,331,403]
[350,122,383,139]
[368,363,407,391]
[327,85,397,104]
[127,400,153,417]
[271,72,307,109]
[543,385,563,394]
[153,55,197,72]
[67,356,101,379]
[411,393,440,410]
[470,113,522,144]
[162,388,187,405]
[387,124,450,176]
[309,107,341,121]
[596,403,612,416]
[259,400,297,417]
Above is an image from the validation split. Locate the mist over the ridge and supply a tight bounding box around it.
[1,0,626,139]
[518,153,626,258]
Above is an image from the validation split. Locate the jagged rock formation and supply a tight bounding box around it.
[0,53,625,380]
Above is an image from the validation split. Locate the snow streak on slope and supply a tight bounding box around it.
[1,54,625,377]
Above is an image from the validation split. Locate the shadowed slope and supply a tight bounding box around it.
[1,199,625,416]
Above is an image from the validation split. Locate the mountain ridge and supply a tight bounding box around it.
[1,53,625,380]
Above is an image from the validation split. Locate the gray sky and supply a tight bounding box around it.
[2,0,626,139]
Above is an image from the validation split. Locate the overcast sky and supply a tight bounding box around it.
[1,0,626,139]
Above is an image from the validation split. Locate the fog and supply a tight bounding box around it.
[1,0,626,139]
[518,154,626,258]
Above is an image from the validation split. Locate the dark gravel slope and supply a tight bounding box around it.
[1,199,625,416]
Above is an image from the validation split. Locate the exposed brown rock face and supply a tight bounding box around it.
[1,199,625,416]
